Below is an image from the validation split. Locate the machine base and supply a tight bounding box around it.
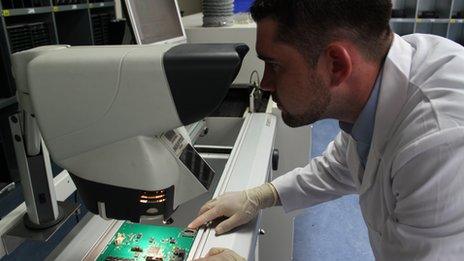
[23,204,66,230]
[4,201,79,243]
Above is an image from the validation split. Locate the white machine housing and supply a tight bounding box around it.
[12,43,248,222]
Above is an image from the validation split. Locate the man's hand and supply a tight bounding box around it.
[194,248,245,261]
[188,183,278,235]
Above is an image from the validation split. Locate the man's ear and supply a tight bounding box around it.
[321,43,352,87]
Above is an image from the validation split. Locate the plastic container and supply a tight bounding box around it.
[234,0,253,13]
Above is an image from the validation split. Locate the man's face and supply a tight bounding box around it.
[256,18,331,127]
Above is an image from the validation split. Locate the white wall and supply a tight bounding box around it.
[178,0,202,16]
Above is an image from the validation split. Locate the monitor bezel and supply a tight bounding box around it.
[124,0,187,45]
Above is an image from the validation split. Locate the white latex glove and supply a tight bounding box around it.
[188,183,279,235]
[193,248,245,261]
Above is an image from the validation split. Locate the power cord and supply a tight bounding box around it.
[249,70,269,112]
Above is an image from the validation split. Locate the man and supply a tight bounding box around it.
[191,0,464,260]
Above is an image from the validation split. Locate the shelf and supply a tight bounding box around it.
[450,19,464,24]
[415,18,450,23]
[89,2,115,9]
[390,18,416,23]
[0,0,117,99]
[417,0,453,20]
[52,4,89,12]
[7,22,54,53]
[391,18,451,24]
[54,8,93,45]
[0,2,115,17]
[1,7,52,17]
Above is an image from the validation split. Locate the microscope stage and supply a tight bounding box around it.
[97,221,196,261]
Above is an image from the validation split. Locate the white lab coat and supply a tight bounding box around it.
[272,34,464,260]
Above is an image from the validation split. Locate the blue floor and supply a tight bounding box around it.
[293,120,374,261]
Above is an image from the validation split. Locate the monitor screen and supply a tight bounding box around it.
[125,0,186,44]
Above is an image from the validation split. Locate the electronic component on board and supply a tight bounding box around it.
[114,234,125,246]
[130,246,143,252]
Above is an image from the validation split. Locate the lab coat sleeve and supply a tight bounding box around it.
[381,127,464,260]
[271,131,357,213]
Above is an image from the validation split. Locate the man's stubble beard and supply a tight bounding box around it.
[281,73,331,128]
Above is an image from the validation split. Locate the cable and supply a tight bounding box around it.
[249,70,261,87]
[0,182,15,197]
[74,191,80,224]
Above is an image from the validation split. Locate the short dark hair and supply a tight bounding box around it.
[250,0,393,66]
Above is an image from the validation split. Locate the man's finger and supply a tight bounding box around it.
[215,214,244,235]
[198,199,216,216]
[206,248,227,257]
[188,207,222,229]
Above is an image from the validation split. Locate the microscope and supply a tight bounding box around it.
[10,42,248,227]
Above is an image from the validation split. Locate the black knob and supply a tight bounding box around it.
[272,149,279,171]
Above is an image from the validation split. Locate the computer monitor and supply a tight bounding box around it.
[124,0,186,45]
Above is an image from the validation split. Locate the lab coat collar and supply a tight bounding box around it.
[359,34,414,194]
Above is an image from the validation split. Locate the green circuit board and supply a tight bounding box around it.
[97,221,197,261]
